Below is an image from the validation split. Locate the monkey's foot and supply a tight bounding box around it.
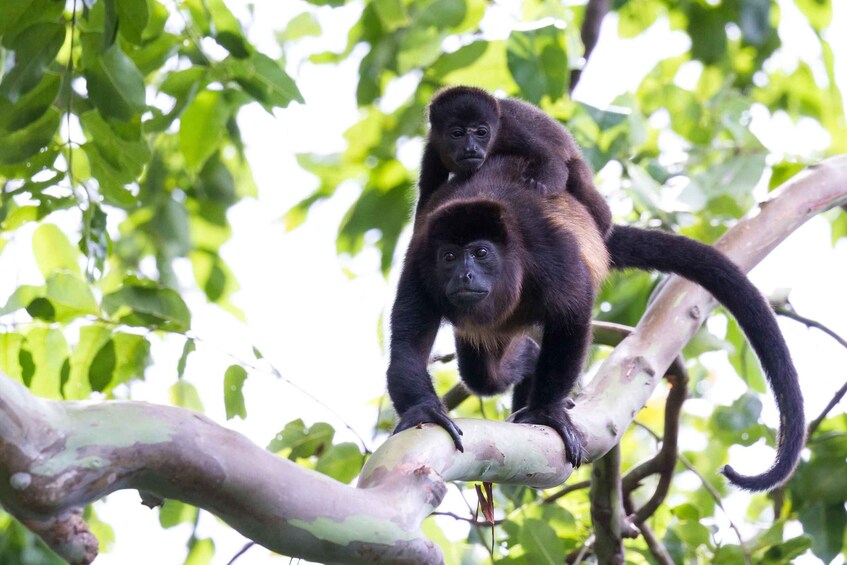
[509,405,585,467]
[394,400,464,452]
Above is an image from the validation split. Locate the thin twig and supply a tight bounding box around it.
[633,515,674,565]
[772,301,847,350]
[569,0,611,93]
[225,542,254,565]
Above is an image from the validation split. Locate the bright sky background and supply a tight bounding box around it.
[0,1,845,563]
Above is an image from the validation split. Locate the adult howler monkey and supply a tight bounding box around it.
[419,86,612,236]
[388,155,804,492]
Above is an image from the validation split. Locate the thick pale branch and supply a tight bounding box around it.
[1,157,846,564]
[572,156,847,463]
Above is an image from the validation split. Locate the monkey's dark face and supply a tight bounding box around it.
[436,239,501,309]
[439,122,493,175]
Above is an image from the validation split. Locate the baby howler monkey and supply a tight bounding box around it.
[419,86,612,237]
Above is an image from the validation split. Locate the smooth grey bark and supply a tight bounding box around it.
[1,156,846,564]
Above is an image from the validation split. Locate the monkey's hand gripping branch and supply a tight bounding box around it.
[0,156,846,565]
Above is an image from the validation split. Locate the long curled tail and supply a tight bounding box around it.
[607,225,804,491]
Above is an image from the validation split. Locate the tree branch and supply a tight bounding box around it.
[1,157,846,564]
[589,444,626,564]
[570,0,612,94]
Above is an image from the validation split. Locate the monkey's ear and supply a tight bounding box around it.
[428,200,511,245]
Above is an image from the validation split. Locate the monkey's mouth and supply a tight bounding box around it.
[448,289,489,306]
[457,156,484,169]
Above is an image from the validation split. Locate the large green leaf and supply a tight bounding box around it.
[506,25,567,104]
[85,44,147,120]
[116,0,149,44]
[80,110,151,189]
[0,22,65,102]
[102,283,191,332]
[228,52,305,110]
[315,443,364,483]
[0,106,61,165]
[45,273,100,321]
[268,419,335,460]
[66,325,111,399]
[32,224,82,278]
[179,89,229,171]
[21,327,68,398]
[519,519,565,564]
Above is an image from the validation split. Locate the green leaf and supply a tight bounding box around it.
[116,0,149,44]
[32,224,82,278]
[506,26,568,104]
[725,315,766,392]
[184,538,214,565]
[206,0,248,57]
[80,110,151,188]
[797,502,846,563]
[158,500,197,529]
[279,12,321,41]
[315,442,364,483]
[0,106,61,165]
[0,333,25,382]
[519,519,565,564]
[21,326,68,398]
[687,3,728,65]
[0,22,65,102]
[45,272,100,320]
[228,52,304,110]
[760,535,812,564]
[177,338,195,379]
[268,420,335,460]
[102,284,191,332]
[179,90,229,171]
[373,0,410,31]
[223,364,247,420]
[85,44,147,120]
[795,0,832,30]
[170,379,204,412]
[0,284,44,316]
[111,332,150,387]
[67,325,112,399]
[89,339,117,392]
[0,70,61,132]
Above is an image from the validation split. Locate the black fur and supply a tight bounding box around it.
[607,225,805,491]
[419,86,612,236]
[389,152,805,491]
[391,157,603,467]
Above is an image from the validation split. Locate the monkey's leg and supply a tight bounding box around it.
[509,320,592,467]
[566,157,612,237]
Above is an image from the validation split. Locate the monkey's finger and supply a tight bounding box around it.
[432,414,464,452]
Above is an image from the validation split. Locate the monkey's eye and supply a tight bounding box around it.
[449,128,464,139]
[476,127,488,137]
[443,251,456,262]
[473,247,489,258]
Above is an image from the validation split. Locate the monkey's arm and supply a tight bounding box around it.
[415,142,450,217]
[509,315,593,467]
[387,270,464,450]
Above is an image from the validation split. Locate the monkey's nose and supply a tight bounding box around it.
[463,272,473,281]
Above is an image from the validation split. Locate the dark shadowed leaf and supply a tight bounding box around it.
[0,23,65,102]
